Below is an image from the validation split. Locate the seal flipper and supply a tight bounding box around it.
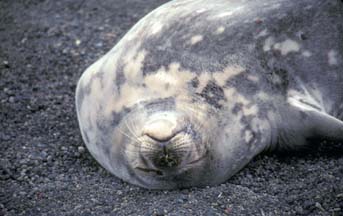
[274,96,343,149]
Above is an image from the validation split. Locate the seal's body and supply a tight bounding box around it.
[76,0,343,189]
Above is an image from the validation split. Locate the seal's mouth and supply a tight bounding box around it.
[135,151,207,177]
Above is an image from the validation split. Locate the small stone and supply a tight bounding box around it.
[225,208,232,214]
[21,37,27,43]
[315,202,325,211]
[332,208,341,212]
[153,208,165,216]
[21,159,29,164]
[58,174,65,180]
[78,146,85,154]
[41,151,48,158]
[47,155,53,162]
[295,206,304,214]
[54,42,62,48]
[8,96,15,103]
[75,39,81,46]
[19,191,27,196]
[91,198,99,204]
[211,202,219,206]
[95,42,103,48]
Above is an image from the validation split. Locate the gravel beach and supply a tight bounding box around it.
[1,0,342,215]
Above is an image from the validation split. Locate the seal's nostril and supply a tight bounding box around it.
[157,154,179,168]
[151,146,179,169]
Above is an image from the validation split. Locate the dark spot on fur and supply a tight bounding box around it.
[198,80,225,109]
[190,77,199,88]
[225,70,260,96]
[232,103,243,114]
[115,65,126,91]
[271,68,289,93]
[110,109,128,128]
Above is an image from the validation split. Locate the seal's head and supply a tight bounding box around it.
[111,97,220,189]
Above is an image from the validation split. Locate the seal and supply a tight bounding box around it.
[75,0,343,189]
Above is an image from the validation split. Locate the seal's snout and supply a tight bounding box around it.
[142,112,184,142]
[143,119,178,142]
[143,119,181,168]
[141,112,189,169]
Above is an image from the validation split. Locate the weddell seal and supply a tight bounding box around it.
[75,0,343,189]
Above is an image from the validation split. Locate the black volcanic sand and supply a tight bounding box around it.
[0,0,342,215]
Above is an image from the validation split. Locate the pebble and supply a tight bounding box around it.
[75,39,81,46]
[1,134,10,141]
[19,191,27,196]
[3,60,9,68]
[21,37,27,43]
[315,202,325,211]
[78,146,85,154]
[41,151,48,158]
[332,207,341,212]
[47,155,53,162]
[8,96,15,103]
[95,42,103,47]
[295,206,304,214]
